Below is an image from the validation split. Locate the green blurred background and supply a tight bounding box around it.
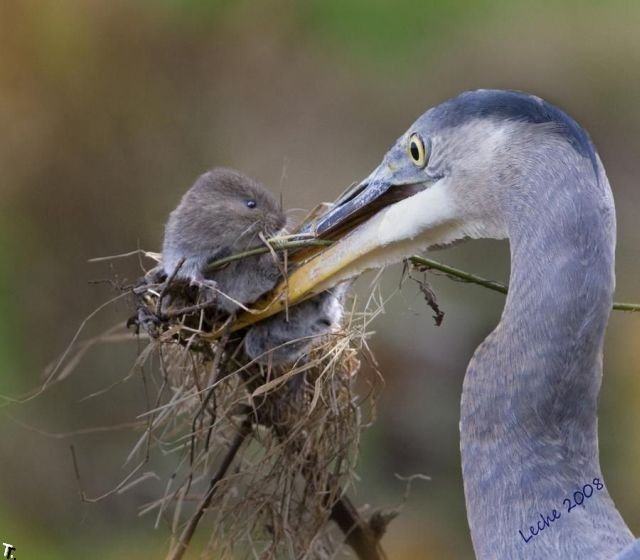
[1,1,639,558]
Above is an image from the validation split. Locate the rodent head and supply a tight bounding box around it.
[178,167,287,249]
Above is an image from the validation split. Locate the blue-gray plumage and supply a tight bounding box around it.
[424,89,598,166]
[297,90,639,559]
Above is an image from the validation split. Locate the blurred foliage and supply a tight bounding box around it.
[1,1,639,558]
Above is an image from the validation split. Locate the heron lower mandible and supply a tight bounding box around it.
[268,90,640,559]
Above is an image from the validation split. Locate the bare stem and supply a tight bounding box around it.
[166,418,252,560]
[409,255,639,312]
[205,239,333,271]
[612,302,640,312]
[409,255,508,294]
[330,495,385,560]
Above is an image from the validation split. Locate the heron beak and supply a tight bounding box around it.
[231,165,434,331]
[308,176,394,238]
[308,164,427,239]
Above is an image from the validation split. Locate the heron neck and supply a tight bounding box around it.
[459,149,633,558]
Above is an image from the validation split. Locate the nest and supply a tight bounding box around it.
[118,249,388,560]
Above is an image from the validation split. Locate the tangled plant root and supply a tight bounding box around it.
[117,253,389,560]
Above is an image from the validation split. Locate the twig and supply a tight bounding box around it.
[70,444,86,503]
[613,302,640,312]
[205,239,333,271]
[166,417,253,560]
[6,415,144,439]
[408,255,508,294]
[330,496,385,560]
[88,249,160,263]
[406,265,445,326]
[187,329,231,493]
[70,445,148,503]
[162,298,219,320]
[408,255,640,312]
[259,231,291,321]
[157,257,186,314]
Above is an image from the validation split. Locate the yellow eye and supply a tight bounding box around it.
[408,133,428,167]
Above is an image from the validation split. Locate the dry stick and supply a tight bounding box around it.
[205,239,333,271]
[206,238,639,312]
[409,255,640,312]
[157,257,186,315]
[163,298,220,319]
[331,496,384,560]
[609,301,640,312]
[409,256,508,294]
[186,329,231,494]
[166,417,253,560]
[259,231,291,322]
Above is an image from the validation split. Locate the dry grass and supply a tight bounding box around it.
[61,245,390,560]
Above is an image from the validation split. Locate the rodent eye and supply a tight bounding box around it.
[408,133,428,168]
[245,199,257,209]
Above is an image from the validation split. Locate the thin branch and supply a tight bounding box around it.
[409,255,508,294]
[157,257,185,314]
[613,302,640,312]
[205,239,333,271]
[409,255,640,312]
[330,495,385,560]
[70,445,148,503]
[166,418,252,560]
[162,298,219,319]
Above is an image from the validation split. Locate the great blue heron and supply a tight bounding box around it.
[244,90,640,559]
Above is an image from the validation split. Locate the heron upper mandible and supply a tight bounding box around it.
[265,89,640,559]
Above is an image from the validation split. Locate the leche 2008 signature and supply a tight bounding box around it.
[519,478,604,544]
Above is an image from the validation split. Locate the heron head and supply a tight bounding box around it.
[315,93,518,248]
[234,89,597,326]
[293,89,595,287]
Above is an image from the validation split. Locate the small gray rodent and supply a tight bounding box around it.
[161,167,345,365]
[162,167,286,313]
[244,283,347,366]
